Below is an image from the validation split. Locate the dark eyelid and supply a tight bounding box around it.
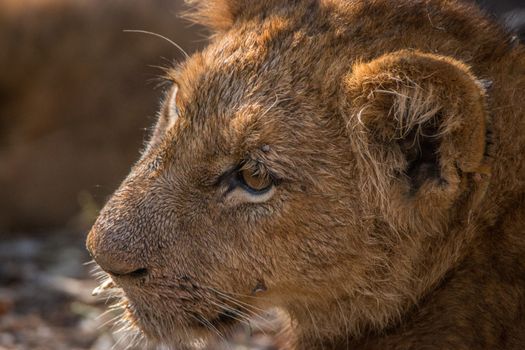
[213,166,238,187]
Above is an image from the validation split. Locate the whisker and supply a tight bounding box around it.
[214,292,261,312]
[100,312,126,330]
[189,314,225,342]
[212,288,272,301]
[207,299,256,327]
[123,29,190,59]
[331,289,350,350]
[303,299,325,350]
[208,290,278,336]
[210,288,269,314]
[208,300,251,327]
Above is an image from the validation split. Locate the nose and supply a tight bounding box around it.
[86,227,148,278]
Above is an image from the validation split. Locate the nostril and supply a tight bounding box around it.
[129,268,148,278]
[122,268,148,278]
[108,267,149,279]
[90,248,149,278]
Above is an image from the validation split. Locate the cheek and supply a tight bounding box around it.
[180,218,273,289]
[258,199,369,278]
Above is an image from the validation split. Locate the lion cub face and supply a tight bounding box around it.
[87,0,493,346]
[88,27,360,343]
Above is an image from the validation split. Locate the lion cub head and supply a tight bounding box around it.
[87,0,494,347]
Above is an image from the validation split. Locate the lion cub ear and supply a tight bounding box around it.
[342,50,491,212]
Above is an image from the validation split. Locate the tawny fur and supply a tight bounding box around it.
[87,0,525,349]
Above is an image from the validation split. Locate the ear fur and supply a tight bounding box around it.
[184,0,280,32]
[342,50,491,227]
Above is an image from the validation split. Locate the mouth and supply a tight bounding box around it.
[91,275,261,346]
[190,306,243,333]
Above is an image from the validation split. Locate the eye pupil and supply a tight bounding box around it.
[239,169,272,192]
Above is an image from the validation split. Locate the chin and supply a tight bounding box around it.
[91,272,265,349]
[121,298,245,350]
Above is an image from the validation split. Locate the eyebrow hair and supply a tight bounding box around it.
[157,89,173,121]
[159,87,183,127]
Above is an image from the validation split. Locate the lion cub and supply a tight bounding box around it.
[87,0,525,348]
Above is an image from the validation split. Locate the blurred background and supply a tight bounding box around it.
[0,0,523,349]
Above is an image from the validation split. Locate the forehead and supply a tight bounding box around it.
[164,25,308,148]
[149,12,349,173]
[139,9,352,184]
[173,24,295,117]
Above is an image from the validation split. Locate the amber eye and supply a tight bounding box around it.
[238,169,273,193]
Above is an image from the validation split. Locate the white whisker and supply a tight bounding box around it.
[123,29,190,59]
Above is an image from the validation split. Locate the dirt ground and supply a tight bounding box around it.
[0,232,121,350]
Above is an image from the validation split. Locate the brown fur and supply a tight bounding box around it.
[87,0,525,349]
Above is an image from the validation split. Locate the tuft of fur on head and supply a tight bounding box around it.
[183,0,282,32]
[183,0,238,32]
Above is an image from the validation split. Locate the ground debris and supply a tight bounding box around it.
[0,232,118,350]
